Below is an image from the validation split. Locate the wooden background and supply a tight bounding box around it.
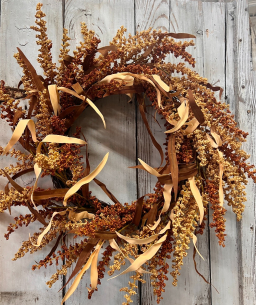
[0,0,255,304]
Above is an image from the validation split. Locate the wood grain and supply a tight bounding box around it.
[234,0,256,304]
[64,1,138,305]
[0,1,64,304]
[203,2,240,305]
[136,1,211,304]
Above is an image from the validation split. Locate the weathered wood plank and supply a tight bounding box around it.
[169,1,211,304]
[200,2,240,305]
[135,2,169,304]
[0,1,64,305]
[170,0,205,76]
[234,1,256,304]
[226,2,236,114]
[64,1,138,305]
[136,1,211,304]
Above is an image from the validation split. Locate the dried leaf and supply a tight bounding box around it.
[27,95,37,119]
[33,188,69,200]
[42,134,86,145]
[206,134,218,148]
[165,99,189,133]
[205,82,223,100]
[115,231,159,245]
[148,216,161,230]
[13,108,24,125]
[58,87,106,128]
[63,153,109,206]
[82,51,96,72]
[168,134,178,200]
[48,84,61,115]
[144,204,158,225]
[109,234,167,279]
[137,94,164,165]
[33,211,67,247]
[60,239,99,291]
[132,196,144,226]
[184,117,199,134]
[68,210,95,221]
[97,45,118,57]
[161,32,196,39]
[61,241,102,304]
[25,202,48,226]
[3,119,37,154]
[93,178,119,204]
[99,73,134,86]
[17,48,45,92]
[188,176,204,225]
[90,240,103,289]
[188,89,204,124]
[94,232,116,240]
[45,232,63,259]
[72,83,86,96]
[152,75,169,92]
[162,184,173,213]
[2,170,24,193]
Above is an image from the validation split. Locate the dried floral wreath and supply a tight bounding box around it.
[0,3,255,305]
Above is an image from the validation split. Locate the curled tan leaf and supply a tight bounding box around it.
[165,99,189,133]
[48,84,61,115]
[57,87,106,128]
[63,153,109,206]
[61,241,102,304]
[68,210,95,221]
[109,234,167,279]
[32,210,67,247]
[3,119,37,155]
[188,176,204,225]
[115,231,159,245]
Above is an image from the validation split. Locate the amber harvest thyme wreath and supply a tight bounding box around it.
[0,3,255,304]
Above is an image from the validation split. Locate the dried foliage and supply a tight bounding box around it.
[0,3,255,304]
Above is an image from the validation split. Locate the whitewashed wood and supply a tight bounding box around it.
[170,0,205,76]
[64,1,138,305]
[234,1,256,304]
[64,0,135,49]
[0,1,64,305]
[200,2,240,305]
[170,1,212,304]
[135,2,170,305]
[226,2,236,114]
[136,1,211,305]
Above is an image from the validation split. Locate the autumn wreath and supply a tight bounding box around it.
[0,3,255,305]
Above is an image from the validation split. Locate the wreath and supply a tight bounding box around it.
[0,3,255,305]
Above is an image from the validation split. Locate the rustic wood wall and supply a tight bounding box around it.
[0,0,255,304]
